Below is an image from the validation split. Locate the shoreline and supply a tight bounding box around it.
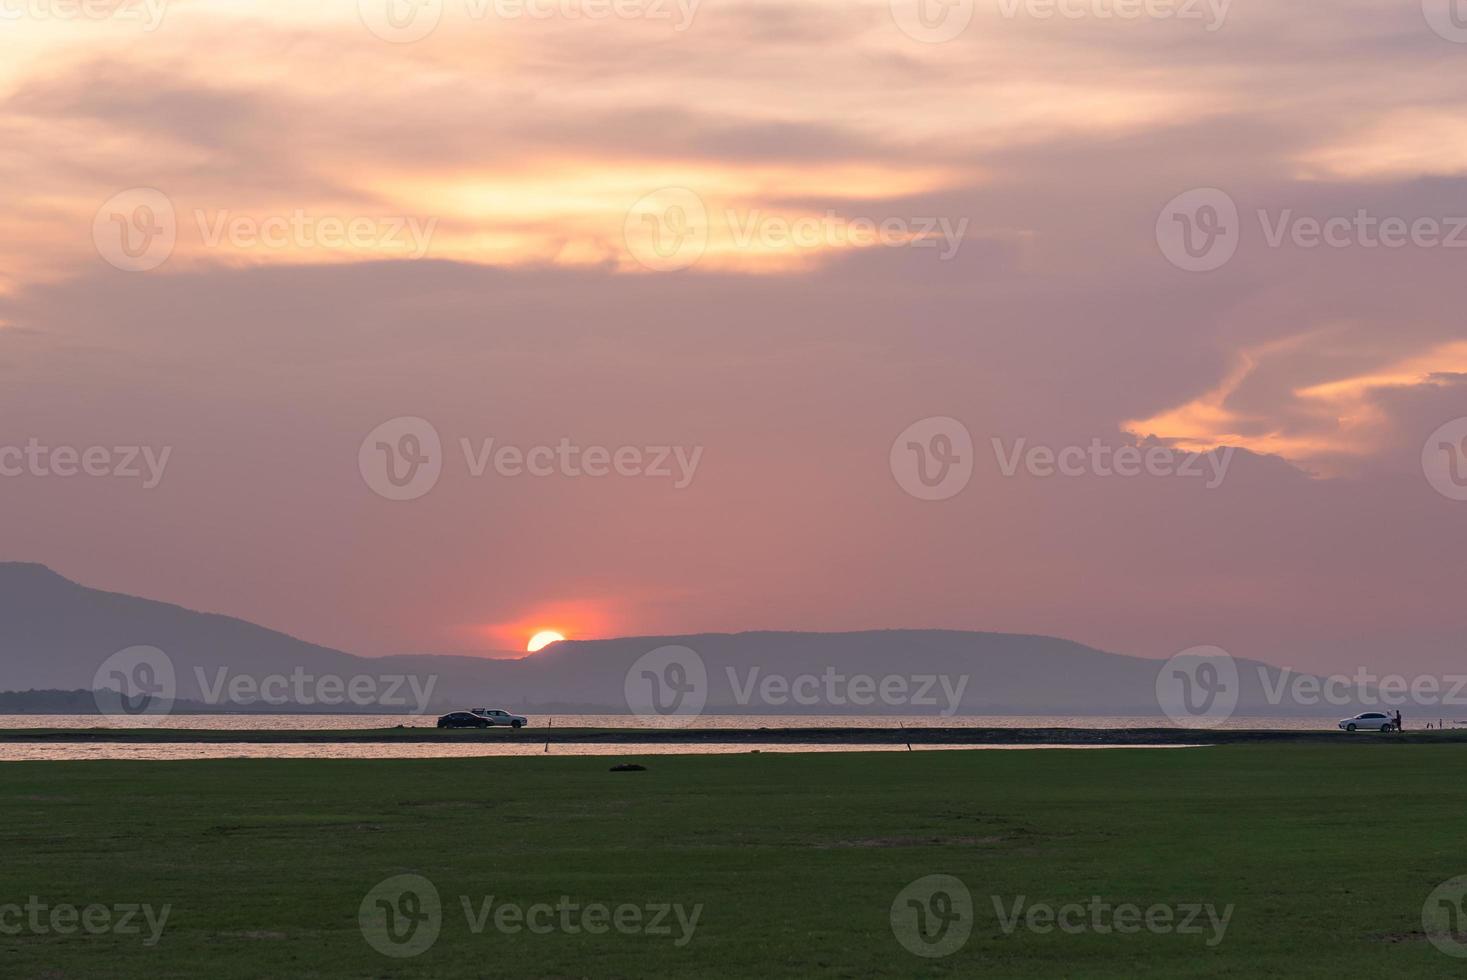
[1,726,1463,745]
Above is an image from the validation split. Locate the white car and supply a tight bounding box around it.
[470,707,528,729]
[1338,711,1395,732]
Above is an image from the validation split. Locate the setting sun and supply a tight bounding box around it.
[526,630,565,653]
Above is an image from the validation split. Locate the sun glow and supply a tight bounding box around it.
[527,630,566,653]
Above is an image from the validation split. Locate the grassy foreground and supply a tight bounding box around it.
[1,744,1465,977]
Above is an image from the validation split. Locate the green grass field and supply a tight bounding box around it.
[2,744,1466,977]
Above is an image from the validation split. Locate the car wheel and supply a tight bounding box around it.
[1346,723,1356,732]
[512,720,522,729]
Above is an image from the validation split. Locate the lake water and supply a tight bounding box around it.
[0,713,1387,731]
[0,712,1351,761]
[0,742,1202,762]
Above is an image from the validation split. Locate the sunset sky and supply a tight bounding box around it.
[3,0,1465,672]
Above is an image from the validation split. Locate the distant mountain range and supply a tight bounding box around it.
[0,562,1341,716]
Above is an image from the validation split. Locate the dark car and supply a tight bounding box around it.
[437,711,491,729]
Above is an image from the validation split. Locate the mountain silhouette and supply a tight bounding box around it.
[0,563,1338,716]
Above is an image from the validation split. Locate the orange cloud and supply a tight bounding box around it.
[1126,337,1467,468]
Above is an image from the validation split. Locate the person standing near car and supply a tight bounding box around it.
[1394,709,1403,732]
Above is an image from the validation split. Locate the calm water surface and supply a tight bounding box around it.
[0,713,1378,731]
[0,712,1339,760]
[0,742,1201,762]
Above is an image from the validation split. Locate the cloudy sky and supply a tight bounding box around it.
[2,0,1465,673]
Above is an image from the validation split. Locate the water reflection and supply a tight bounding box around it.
[1,742,1200,762]
[0,713,1349,731]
